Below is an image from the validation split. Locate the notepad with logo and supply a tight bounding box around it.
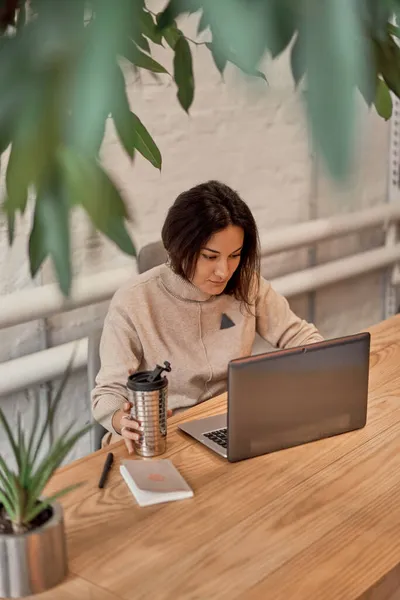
[120,459,194,507]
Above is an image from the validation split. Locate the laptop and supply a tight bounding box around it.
[178,332,371,462]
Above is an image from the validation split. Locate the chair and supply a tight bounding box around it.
[136,240,168,275]
[87,241,168,451]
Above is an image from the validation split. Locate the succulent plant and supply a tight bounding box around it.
[0,361,92,535]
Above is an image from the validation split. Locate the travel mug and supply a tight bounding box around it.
[126,361,171,458]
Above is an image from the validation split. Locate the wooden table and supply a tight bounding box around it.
[36,315,400,600]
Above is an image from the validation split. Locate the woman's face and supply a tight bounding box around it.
[191,225,244,295]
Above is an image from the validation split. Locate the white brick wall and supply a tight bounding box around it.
[0,7,391,464]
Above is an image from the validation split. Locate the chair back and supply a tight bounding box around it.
[137,240,168,274]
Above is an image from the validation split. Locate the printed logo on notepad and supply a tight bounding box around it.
[148,473,165,482]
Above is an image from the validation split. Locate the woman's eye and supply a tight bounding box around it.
[201,253,240,260]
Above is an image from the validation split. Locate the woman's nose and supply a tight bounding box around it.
[214,260,228,278]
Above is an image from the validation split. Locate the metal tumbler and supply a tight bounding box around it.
[127,361,171,458]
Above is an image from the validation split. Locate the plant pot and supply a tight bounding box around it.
[0,501,68,598]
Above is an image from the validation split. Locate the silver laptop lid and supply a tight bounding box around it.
[227,332,371,462]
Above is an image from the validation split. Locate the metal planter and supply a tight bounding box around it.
[0,501,68,598]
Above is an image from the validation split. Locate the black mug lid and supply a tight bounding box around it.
[127,371,168,392]
[127,361,171,392]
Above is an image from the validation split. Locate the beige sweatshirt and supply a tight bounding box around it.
[91,264,323,444]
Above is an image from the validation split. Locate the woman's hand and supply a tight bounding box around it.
[113,401,173,455]
[112,402,140,455]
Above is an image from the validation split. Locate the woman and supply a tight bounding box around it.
[92,180,323,452]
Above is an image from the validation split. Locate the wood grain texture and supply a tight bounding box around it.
[37,315,400,600]
[358,561,400,600]
[25,572,121,599]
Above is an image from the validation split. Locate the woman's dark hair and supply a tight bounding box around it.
[161,180,260,307]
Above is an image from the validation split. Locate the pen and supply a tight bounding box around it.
[98,452,114,489]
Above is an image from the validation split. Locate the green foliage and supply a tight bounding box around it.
[301,0,368,179]
[156,0,400,177]
[0,355,92,534]
[174,36,194,112]
[375,78,393,120]
[2,0,400,294]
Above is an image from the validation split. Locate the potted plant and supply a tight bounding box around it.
[0,364,92,598]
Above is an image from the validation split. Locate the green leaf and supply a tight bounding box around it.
[3,200,16,245]
[157,0,184,30]
[0,35,32,141]
[30,407,57,474]
[0,479,14,511]
[29,179,71,295]
[28,448,69,509]
[357,44,377,107]
[262,0,296,59]
[374,78,393,120]
[37,425,92,494]
[162,23,182,50]
[157,0,202,30]
[130,112,162,169]
[205,0,266,74]
[24,483,84,524]
[26,394,41,471]
[388,23,400,40]
[0,125,12,156]
[28,422,91,509]
[29,423,76,504]
[48,347,77,426]
[301,0,368,180]
[134,33,151,53]
[376,37,400,99]
[112,71,162,168]
[28,212,48,279]
[113,111,135,160]
[174,36,194,112]
[5,143,29,214]
[362,0,393,41]
[5,69,60,215]
[0,455,14,486]
[140,10,162,45]
[290,33,304,87]
[125,42,168,73]
[206,42,227,76]
[0,455,18,509]
[0,407,22,471]
[17,414,30,486]
[155,10,183,50]
[12,473,27,526]
[223,49,267,82]
[30,0,85,62]
[111,66,135,160]
[0,485,15,521]
[29,345,77,472]
[0,489,15,522]
[68,0,136,156]
[197,10,209,36]
[60,148,136,256]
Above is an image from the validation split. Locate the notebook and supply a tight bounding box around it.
[120,458,194,507]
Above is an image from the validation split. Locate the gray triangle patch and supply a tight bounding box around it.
[221,313,235,330]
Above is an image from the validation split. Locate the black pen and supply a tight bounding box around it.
[98,452,114,489]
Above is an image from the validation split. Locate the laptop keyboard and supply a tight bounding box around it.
[204,428,228,448]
